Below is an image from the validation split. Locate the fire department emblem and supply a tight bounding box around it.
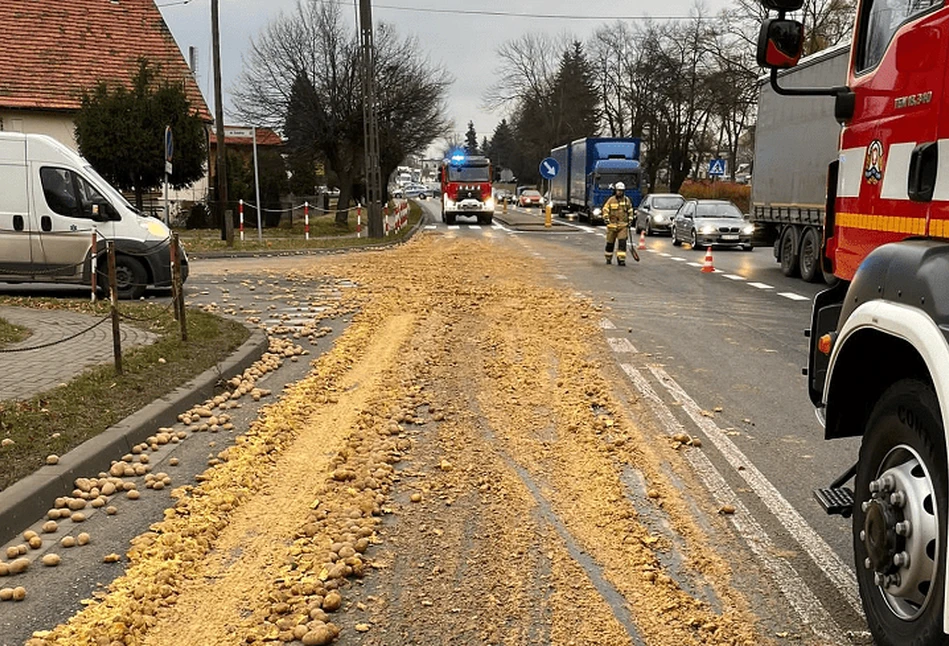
[864,140,885,185]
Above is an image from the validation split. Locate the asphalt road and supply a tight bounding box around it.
[431,203,870,641]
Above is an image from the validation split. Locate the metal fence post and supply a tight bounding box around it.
[107,241,123,376]
[90,230,98,303]
[171,233,188,342]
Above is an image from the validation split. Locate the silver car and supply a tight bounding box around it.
[634,193,685,235]
[671,199,754,251]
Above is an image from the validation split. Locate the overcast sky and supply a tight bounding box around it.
[159,0,732,153]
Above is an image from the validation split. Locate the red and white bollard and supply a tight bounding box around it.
[239,199,245,242]
[357,205,362,238]
[90,229,98,302]
[304,201,310,241]
[384,205,390,235]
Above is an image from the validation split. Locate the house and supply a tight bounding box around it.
[208,126,284,186]
[0,0,209,145]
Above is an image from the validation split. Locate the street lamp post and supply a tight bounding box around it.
[358,0,384,238]
[211,0,231,245]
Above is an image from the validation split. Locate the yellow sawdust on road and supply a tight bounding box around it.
[28,233,770,646]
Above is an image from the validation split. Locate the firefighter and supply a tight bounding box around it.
[603,182,634,265]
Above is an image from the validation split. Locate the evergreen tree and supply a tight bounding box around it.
[74,59,207,210]
[465,121,479,154]
[489,119,517,173]
[551,41,601,144]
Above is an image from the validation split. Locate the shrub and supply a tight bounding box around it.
[679,181,751,213]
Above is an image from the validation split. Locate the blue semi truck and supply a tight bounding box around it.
[548,137,642,223]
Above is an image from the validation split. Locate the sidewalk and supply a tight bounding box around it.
[0,306,157,402]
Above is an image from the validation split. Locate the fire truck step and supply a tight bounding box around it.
[813,487,854,518]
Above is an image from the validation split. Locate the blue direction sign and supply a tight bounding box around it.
[165,126,174,162]
[539,157,560,180]
[708,158,726,177]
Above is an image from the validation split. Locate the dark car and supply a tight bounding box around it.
[634,193,685,235]
[671,199,754,251]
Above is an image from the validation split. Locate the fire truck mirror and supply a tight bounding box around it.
[758,0,804,11]
[757,19,805,69]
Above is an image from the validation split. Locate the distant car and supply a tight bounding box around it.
[393,183,431,199]
[634,193,685,236]
[671,199,754,251]
[518,190,544,208]
[494,188,513,202]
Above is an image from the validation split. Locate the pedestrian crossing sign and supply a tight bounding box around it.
[708,159,726,177]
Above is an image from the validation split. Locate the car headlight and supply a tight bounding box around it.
[700,225,716,234]
[593,208,602,216]
[485,198,495,211]
[652,215,665,223]
[445,198,455,208]
[742,224,755,235]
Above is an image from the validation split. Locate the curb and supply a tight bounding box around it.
[0,326,270,545]
[187,204,428,261]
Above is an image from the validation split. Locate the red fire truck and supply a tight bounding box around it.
[758,1,949,642]
[440,154,494,225]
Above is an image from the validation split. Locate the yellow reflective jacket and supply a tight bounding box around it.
[602,195,633,227]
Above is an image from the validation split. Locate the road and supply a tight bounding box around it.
[0,203,873,645]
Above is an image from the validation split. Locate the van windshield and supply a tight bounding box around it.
[84,165,139,215]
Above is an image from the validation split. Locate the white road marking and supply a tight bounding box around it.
[723,274,746,281]
[669,257,686,262]
[646,249,659,254]
[448,225,460,230]
[470,225,482,230]
[620,363,848,644]
[748,282,773,289]
[425,225,437,230]
[659,253,672,258]
[606,337,638,354]
[599,318,616,330]
[687,262,703,268]
[779,292,810,302]
[649,365,863,616]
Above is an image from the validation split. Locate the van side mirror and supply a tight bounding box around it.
[758,0,804,10]
[757,19,804,69]
[89,200,117,222]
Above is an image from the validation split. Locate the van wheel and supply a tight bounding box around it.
[100,256,147,300]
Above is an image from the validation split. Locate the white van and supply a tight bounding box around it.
[0,133,187,299]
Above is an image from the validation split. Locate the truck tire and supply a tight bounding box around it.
[779,227,800,277]
[853,379,947,646]
[799,227,822,283]
[446,212,456,225]
[478,214,493,225]
[99,255,147,300]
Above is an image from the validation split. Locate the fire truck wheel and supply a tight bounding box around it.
[779,227,800,278]
[478,214,493,225]
[854,378,947,646]
[445,212,457,225]
[799,227,822,283]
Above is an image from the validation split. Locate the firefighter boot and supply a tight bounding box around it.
[605,241,614,264]
[617,239,627,266]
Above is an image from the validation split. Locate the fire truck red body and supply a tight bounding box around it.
[439,154,494,226]
[759,1,949,642]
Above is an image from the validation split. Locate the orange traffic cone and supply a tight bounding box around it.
[638,230,647,250]
[701,247,715,273]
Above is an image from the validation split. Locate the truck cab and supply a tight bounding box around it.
[440,155,494,225]
[0,133,185,299]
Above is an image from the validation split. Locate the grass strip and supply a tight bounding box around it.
[180,201,424,253]
[0,301,249,490]
[0,318,30,349]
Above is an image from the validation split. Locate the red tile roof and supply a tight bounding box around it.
[210,127,284,147]
[0,0,210,120]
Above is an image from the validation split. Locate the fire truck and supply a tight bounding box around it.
[757,1,949,642]
[439,154,494,225]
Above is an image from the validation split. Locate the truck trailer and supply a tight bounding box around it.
[548,138,642,223]
[751,43,849,283]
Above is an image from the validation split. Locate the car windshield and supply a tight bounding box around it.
[653,197,684,210]
[448,166,490,182]
[696,203,742,218]
[84,165,139,215]
[523,191,541,197]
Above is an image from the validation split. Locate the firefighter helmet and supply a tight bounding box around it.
[615,182,626,191]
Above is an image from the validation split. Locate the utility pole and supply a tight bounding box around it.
[211,0,232,245]
[358,0,384,238]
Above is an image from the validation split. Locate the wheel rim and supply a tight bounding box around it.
[115,265,133,291]
[691,230,698,248]
[862,444,940,620]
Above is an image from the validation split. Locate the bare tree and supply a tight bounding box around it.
[234,0,450,224]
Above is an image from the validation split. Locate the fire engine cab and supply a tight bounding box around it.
[758,0,949,642]
[440,154,494,225]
